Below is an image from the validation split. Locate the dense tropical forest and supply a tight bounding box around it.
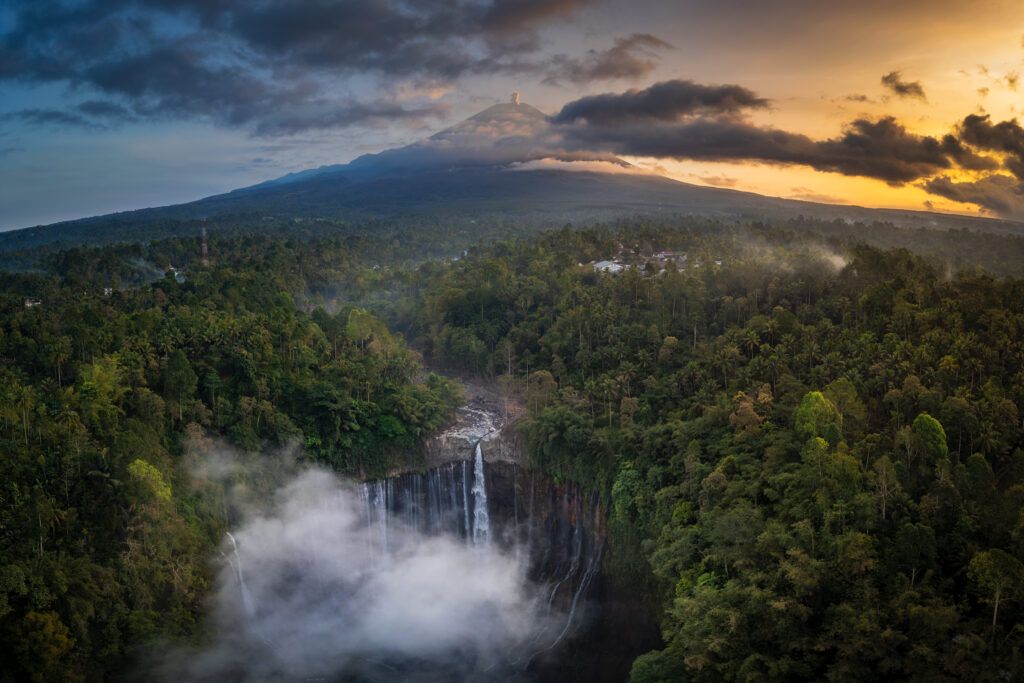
[1,215,1023,681]
[395,225,1024,681]
[0,256,460,680]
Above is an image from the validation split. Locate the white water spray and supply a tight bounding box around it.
[471,442,490,546]
[225,531,256,617]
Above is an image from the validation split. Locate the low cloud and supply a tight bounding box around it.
[881,70,927,100]
[552,79,768,125]
[0,0,600,136]
[543,33,673,85]
[957,114,1024,178]
[556,114,957,183]
[508,157,640,173]
[923,174,1024,220]
[549,81,1018,200]
[694,173,739,188]
[788,187,847,204]
[2,108,104,129]
[160,450,560,682]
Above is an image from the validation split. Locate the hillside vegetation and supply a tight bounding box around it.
[1,217,1022,681]
[397,225,1024,681]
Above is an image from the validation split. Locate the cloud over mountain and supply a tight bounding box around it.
[542,33,673,85]
[552,79,768,124]
[924,174,1024,220]
[544,78,1024,218]
[0,0,602,135]
[551,82,972,184]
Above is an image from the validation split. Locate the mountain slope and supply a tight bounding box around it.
[2,100,1021,253]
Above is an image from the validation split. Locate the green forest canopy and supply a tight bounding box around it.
[0,216,1022,681]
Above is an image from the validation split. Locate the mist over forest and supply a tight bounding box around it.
[4,1,1024,681]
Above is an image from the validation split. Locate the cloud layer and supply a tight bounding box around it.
[543,33,673,85]
[547,79,1024,218]
[164,466,554,682]
[6,3,1024,221]
[1,0,668,136]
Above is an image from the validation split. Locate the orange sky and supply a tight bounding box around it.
[579,1,1024,216]
[4,0,1024,227]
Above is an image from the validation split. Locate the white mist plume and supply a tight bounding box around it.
[164,465,552,682]
[808,245,848,271]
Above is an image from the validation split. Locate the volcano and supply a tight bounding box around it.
[1,97,1016,253]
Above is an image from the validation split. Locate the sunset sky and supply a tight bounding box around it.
[2,0,1024,229]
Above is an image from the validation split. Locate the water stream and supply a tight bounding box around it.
[213,396,626,681]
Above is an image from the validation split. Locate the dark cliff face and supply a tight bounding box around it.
[486,461,659,682]
[366,390,660,681]
[363,453,659,682]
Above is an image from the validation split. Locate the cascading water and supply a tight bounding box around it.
[225,531,256,617]
[330,437,618,682]
[200,391,649,683]
[462,459,471,537]
[215,455,613,682]
[471,441,490,546]
[354,455,603,621]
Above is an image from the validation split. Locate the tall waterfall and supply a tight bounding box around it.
[471,442,490,546]
[354,458,603,616]
[212,458,610,681]
[347,455,609,673]
[225,531,255,617]
[461,459,471,537]
[357,445,493,547]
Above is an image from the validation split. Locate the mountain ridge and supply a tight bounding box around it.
[2,99,1021,253]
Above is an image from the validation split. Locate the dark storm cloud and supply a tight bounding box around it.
[917,114,1024,218]
[923,175,1024,219]
[76,99,135,121]
[881,71,927,100]
[554,86,958,183]
[3,108,103,129]
[0,0,595,135]
[938,133,999,172]
[542,34,673,85]
[811,118,951,181]
[480,0,594,33]
[957,114,1024,178]
[227,1,483,77]
[551,81,1013,188]
[552,79,769,124]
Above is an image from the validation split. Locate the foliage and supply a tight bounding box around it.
[0,255,459,681]
[3,214,1024,680]
[395,223,1024,681]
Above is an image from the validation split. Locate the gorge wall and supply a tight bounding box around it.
[360,397,659,681]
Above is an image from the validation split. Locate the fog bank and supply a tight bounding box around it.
[164,466,554,682]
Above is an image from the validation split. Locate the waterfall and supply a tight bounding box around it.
[461,459,471,538]
[471,442,490,546]
[226,531,256,617]
[347,457,610,674]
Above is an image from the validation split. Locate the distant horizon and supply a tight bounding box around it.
[4,1,1024,229]
[0,98,1001,233]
